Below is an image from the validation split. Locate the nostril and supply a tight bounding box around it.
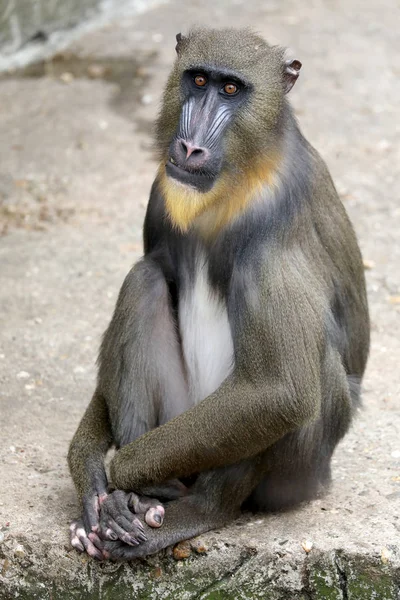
[179,140,188,155]
[179,139,205,160]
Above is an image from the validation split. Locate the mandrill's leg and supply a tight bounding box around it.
[68,258,190,559]
[102,457,265,560]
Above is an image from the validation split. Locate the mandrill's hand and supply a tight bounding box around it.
[70,491,108,561]
[99,490,165,552]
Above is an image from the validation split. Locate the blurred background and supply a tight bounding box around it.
[0,0,399,591]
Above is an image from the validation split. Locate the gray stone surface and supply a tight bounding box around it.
[0,0,101,55]
[0,0,399,598]
[0,0,163,72]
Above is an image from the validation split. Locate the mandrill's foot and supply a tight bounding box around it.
[101,494,227,561]
[99,490,165,549]
[70,517,104,561]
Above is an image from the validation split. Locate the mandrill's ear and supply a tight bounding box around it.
[283,59,302,94]
[175,32,187,55]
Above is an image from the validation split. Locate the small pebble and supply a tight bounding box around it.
[87,64,106,79]
[141,94,153,105]
[17,371,30,379]
[14,544,25,558]
[190,538,208,554]
[60,72,74,84]
[136,67,148,78]
[391,450,400,458]
[377,139,391,151]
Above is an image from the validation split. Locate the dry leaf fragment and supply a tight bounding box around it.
[301,540,313,553]
[381,547,391,564]
[363,259,375,270]
[173,540,192,560]
[1,558,9,576]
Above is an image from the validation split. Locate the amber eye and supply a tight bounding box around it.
[224,83,238,95]
[194,74,207,87]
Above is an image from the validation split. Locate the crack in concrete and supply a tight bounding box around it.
[193,547,257,599]
[334,555,349,600]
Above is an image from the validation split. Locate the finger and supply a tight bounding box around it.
[107,518,146,546]
[74,525,103,560]
[145,505,165,528]
[70,521,85,552]
[133,517,146,534]
[98,516,117,540]
[83,496,101,533]
[88,531,104,551]
[100,528,118,541]
[114,514,140,533]
[99,512,133,540]
[83,539,103,561]
[71,535,85,552]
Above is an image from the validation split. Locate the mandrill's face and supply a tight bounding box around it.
[155,28,300,233]
[165,66,251,193]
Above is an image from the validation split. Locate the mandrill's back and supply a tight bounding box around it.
[305,143,370,380]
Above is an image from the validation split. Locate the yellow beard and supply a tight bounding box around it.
[158,157,279,237]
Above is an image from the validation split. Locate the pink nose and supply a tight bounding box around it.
[175,139,209,168]
[180,140,205,159]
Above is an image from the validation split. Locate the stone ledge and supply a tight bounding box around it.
[1,537,399,600]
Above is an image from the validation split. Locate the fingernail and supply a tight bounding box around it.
[137,533,147,542]
[154,513,162,524]
[106,529,117,540]
[129,537,140,546]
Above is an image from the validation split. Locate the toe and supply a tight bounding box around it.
[71,535,84,552]
[145,506,165,528]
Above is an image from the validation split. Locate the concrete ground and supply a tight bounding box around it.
[0,0,399,598]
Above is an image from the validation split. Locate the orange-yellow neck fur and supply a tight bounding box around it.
[159,156,280,238]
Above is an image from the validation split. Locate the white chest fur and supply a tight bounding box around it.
[179,258,234,404]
